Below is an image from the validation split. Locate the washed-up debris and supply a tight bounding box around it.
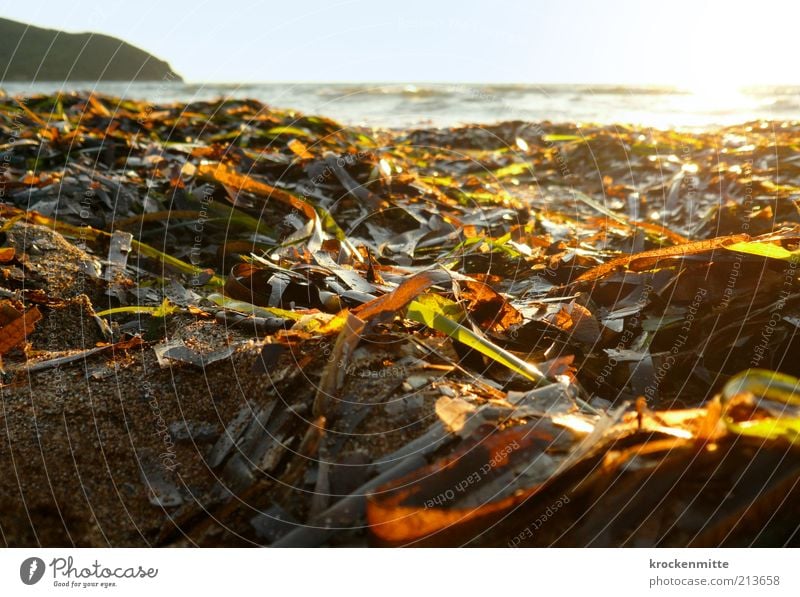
[160,342,239,369]
[0,302,41,355]
[367,372,800,546]
[1,92,799,547]
[24,336,143,373]
[215,310,289,335]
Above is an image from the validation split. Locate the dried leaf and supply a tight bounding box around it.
[0,306,41,354]
[197,161,317,221]
[456,279,522,332]
[353,270,450,322]
[0,247,15,263]
[575,234,750,283]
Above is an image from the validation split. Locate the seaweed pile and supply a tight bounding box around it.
[0,92,798,547]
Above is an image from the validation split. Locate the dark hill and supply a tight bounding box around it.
[0,18,182,82]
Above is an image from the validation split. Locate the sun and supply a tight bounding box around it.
[687,80,746,107]
[676,64,753,119]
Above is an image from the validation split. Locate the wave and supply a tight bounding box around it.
[4,81,800,128]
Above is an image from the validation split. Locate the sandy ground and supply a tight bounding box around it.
[0,219,441,546]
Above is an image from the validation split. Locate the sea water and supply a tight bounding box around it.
[2,81,798,129]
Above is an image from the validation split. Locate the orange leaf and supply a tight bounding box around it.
[545,302,601,344]
[574,234,749,283]
[313,271,451,418]
[354,270,450,322]
[0,306,42,354]
[457,279,522,332]
[197,161,316,221]
[367,421,560,545]
[287,138,314,160]
[631,220,690,245]
[87,93,112,118]
[0,247,15,263]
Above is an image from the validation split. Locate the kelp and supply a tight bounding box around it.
[367,373,800,546]
[406,294,547,385]
[573,233,751,284]
[1,92,800,547]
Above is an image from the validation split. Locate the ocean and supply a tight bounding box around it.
[2,82,799,129]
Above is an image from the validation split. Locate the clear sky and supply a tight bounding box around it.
[1,0,797,86]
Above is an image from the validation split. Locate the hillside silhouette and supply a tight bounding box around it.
[0,18,181,82]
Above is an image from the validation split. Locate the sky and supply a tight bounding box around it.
[1,0,798,86]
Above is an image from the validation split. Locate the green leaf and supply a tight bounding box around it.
[456,189,513,206]
[542,134,584,143]
[185,195,276,238]
[206,293,305,321]
[450,234,523,259]
[264,125,313,139]
[130,239,225,287]
[724,418,800,443]
[725,241,800,261]
[97,298,178,318]
[406,294,544,383]
[721,369,800,443]
[490,162,530,179]
[722,368,800,407]
[152,298,179,318]
[418,175,456,187]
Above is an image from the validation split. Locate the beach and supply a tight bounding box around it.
[1,92,799,547]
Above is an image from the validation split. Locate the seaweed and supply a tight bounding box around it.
[1,92,799,547]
